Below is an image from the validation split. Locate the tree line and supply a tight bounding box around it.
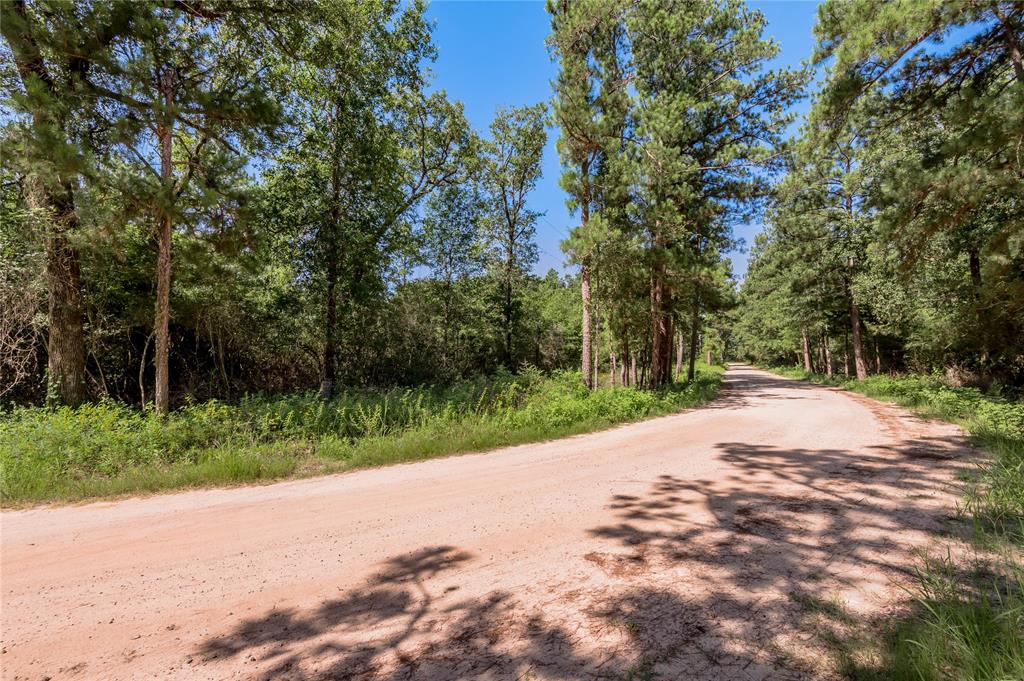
[8,0,1014,414]
[548,0,804,389]
[1,0,580,412]
[733,0,1023,387]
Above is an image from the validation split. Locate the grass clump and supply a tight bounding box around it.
[1,364,723,505]
[883,554,1024,681]
[766,365,1024,681]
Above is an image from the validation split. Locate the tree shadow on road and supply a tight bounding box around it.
[584,436,974,678]
[195,434,974,680]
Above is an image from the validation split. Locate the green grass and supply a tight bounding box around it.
[765,365,1024,681]
[0,364,724,505]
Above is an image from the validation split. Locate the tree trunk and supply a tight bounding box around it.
[592,264,601,388]
[6,2,87,407]
[801,328,813,373]
[320,132,343,400]
[319,259,338,399]
[849,296,867,380]
[153,69,175,415]
[630,353,637,387]
[687,293,700,381]
[581,262,593,389]
[618,335,626,387]
[843,327,850,377]
[994,3,1024,83]
[24,178,87,406]
[873,336,882,375]
[610,352,617,387]
[648,264,669,387]
[138,331,153,407]
[968,248,982,288]
[675,330,684,381]
[823,333,834,377]
[502,214,516,369]
[662,315,673,384]
[967,247,989,362]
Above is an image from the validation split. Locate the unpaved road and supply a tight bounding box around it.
[1,366,972,680]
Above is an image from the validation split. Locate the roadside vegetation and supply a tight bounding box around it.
[766,366,1024,681]
[1,364,723,505]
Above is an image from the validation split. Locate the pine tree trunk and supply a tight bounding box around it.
[24,178,87,406]
[610,352,617,387]
[581,262,593,389]
[319,260,338,400]
[648,264,669,387]
[675,330,684,381]
[504,244,514,369]
[46,197,87,406]
[592,266,601,388]
[994,4,1024,83]
[6,3,86,407]
[874,336,882,374]
[843,327,850,377]
[823,333,834,377]
[153,206,172,414]
[801,328,813,373]
[687,293,700,381]
[621,335,631,387]
[153,71,175,415]
[969,248,982,288]
[320,144,343,400]
[849,296,867,380]
[967,247,988,362]
[662,315,673,384]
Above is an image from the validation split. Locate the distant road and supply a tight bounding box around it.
[1,365,971,680]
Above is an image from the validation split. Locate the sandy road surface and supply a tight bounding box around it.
[1,365,972,680]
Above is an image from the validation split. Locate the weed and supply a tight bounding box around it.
[1,364,724,504]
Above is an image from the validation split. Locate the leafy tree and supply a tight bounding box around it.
[483,103,547,369]
[420,182,487,377]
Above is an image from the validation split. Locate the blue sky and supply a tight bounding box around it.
[424,0,823,280]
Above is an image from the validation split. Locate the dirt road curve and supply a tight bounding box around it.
[1,365,972,680]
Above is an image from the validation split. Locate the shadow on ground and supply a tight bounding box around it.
[196,391,974,679]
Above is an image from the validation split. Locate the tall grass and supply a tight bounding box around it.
[1,364,723,505]
[766,365,1024,681]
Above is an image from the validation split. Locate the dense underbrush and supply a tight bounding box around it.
[1,364,723,504]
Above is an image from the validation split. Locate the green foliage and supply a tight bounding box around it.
[881,554,1024,681]
[1,364,723,504]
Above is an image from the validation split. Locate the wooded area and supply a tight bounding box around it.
[2,0,578,412]
[1,0,1022,413]
[734,0,1023,388]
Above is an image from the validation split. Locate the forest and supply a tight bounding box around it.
[4,1,1019,412]
[733,1,1024,388]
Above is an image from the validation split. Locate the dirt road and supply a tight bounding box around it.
[1,366,972,680]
